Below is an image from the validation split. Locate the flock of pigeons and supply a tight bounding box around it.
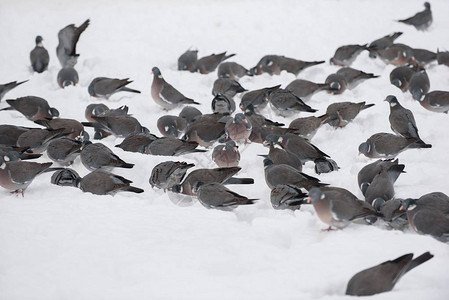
[1,1,449,296]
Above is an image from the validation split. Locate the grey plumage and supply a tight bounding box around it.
[80,142,134,171]
[346,252,434,296]
[2,96,59,121]
[358,159,401,195]
[56,19,90,67]
[179,106,202,124]
[114,133,158,153]
[51,168,80,187]
[211,93,236,114]
[212,141,240,167]
[57,67,79,88]
[412,48,437,66]
[288,115,328,139]
[0,80,28,101]
[268,89,317,117]
[239,84,281,111]
[324,73,347,95]
[368,32,403,57]
[83,115,149,139]
[0,125,33,146]
[224,113,252,143]
[436,49,449,67]
[325,101,375,128]
[397,2,432,31]
[330,44,369,66]
[84,103,128,122]
[88,77,141,99]
[47,138,82,166]
[244,104,284,128]
[76,169,144,195]
[253,55,324,76]
[286,79,330,102]
[262,143,303,171]
[314,158,339,175]
[364,164,405,205]
[408,69,430,101]
[390,65,417,92]
[217,62,252,80]
[418,90,449,113]
[372,198,409,230]
[194,182,257,210]
[182,113,227,147]
[191,52,235,74]
[16,128,66,154]
[178,49,198,71]
[36,118,86,140]
[336,67,379,90]
[0,146,42,161]
[30,36,49,73]
[149,161,195,190]
[157,115,187,138]
[145,137,207,156]
[375,44,414,66]
[212,78,246,98]
[270,184,308,210]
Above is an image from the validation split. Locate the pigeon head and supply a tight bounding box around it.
[192,181,204,193]
[178,62,187,71]
[326,113,340,127]
[0,156,5,168]
[234,113,250,127]
[411,88,424,101]
[3,151,21,162]
[63,80,75,87]
[51,168,80,187]
[372,198,386,212]
[358,142,371,155]
[171,184,182,193]
[314,158,339,175]
[263,134,282,147]
[424,2,430,9]
[360,182,370,195]
[399,198,418,211]
[263,157,274,168]
[50,107,60,118]
[151,67,162,77]
[35,36,43,45]
[89,104,109,118]
[391,79,402,88]
[307,187,324,203]
[243,104,255,114]
[385,95,399,106]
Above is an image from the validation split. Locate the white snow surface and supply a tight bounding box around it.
[1,0,449,299]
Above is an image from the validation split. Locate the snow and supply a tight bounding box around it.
[1,0,449,299]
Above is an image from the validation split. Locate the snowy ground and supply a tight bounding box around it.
[1,0,449,299]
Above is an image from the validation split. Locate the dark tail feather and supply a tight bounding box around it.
[120,163,135,169]
[224,177,254,185]
[42,167,65,173]
[409,139,432,148]
[181,98,200,105]
[387,164,406,183]
[403,252,434,275]
[191,149,208,153]
[123,186,144,193]
[0,106,14,111]
[392,32,403,40]
[223,53,236,61]
[361,103,375,110]
[20,153,43,160]
[307,60,325,67]
[121,87,141,94]
[245,69,254,77]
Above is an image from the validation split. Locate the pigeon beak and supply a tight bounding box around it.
[306,197,311,204]
[358,152,361,155]
[399,205,404,211]
[243,119,248,124]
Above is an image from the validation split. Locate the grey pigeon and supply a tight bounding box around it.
[144,137,207,156]
[239,84,281,111]
[0,157,53,194]
[179,106,202,124]
[191,52,235,74]
[417,192,449,213]
[358,132,431,159]
[263,158,325,190]
[193,182,257,210]
[151,67,199,110]
[80,141,134,171]
[244,104,284,128]
[368,32,403,58]
[84,103,128,122]
[314,158,339,175]
[212,78,246,98]
[325,101,375,128]
[178,49,198,71]
[252,55,324,76]
[114,133,158,153]
[157,115,187,138]
[307,187,380,230]
[76,169,144,195]
[149,161,195,190]
[408,69,430,101]
[397,2,432,31]
[268,89,317,117]
[324,73,347,95]
[330,44,369,66]
[261,143,303,171]
[336,67,379,89]
[436,49,449,67]
[88,77,141,99]
[224,113,252,143]
[211,93,236,114]
[1,96,59,121]
[358,159,402,195]
[36,118,87,140]
[270,184,308,210]
[0,125,33,146]
[172,166,254,196]
[400,198,449,241]
[182,113,227,147]
[286,79,330,102]
[82,115,149,139]
[412,48,437,66]
[389,65,418,92]
[376,44,415,66]
[249,125,297,144]
[0,80,28,101]
[212,141,240,167]
[30,36,49,73]
[16,128,66,154]
[51,168,80,187]
[288,115,328,139]
[57,67,79,88]
[56,19,90,67]
[418,90,449,113]
[364,164,405,205]
[47,138,82,166]
[372,198,409,230]
[217,62,253,80]
[346,252,434,296]
[0,146,41,161]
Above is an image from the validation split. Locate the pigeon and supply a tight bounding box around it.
[239,84,281,111]
[389,65,418,92]
[0,156,53,195]
[51,168,80,187]
[179,106,202,124]
[178,49,198,71]
[324,73,347,95]
[412,48,437,66]
[151,67,199,110]
[212,141,240,167]
[0,146,41,161]
[191,52,235,74]
[416,192,449,213]
[358,132,431,159]
[172,166,254,196]
[330,44,369,66]
[252,55,324,75]
[376,44,415,66]
[114,133,158,153]
[217,62,253,80]
[307,186,381,230]
[56,19,90,67]
[211,93,236,114]
[212,78,246,98]
[182,113,227,147]
[0,125,33,146]
[397,2,432,31]
[84,103,128,122]
[244,104,284,128]
[407,69,430,101]
[144,137,208,156]
[436,49,449,67]
[30,36,49,73]
[57,67,79,88]
[324,101,375,128]
[385,95,430,146]
[336,67,379,89]
[75,169,144,195]
[224,113,252,143]
[1,96,59,121]
[88,77,141,99]
[368,32,403,58]
[80,141,134,171]
[193,182,257,210]
[286,79,330,101]
[149,161,195,190]
[372,198,409,230]
[82,115,149,139]
[364,164,405,205]
[36,118,87,140]
[346,252,434,296]
[16,128,66,154]
[157,115,187,138]
[261,143,303,171]
[0,80,28,102]
[249,125,297,144]
[263,158,325,190]
[46,138,82,166]
[268,89,317,117]
[314,157,339,175]
[288,115,328,139]
[357,159,402,195]
[270,184,308,210]
[418,90,449,113]
[400,198,449,240]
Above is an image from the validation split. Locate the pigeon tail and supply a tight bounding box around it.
[123,186,144,193]
[121,87,141,94]
[180,98,200,105]
[402,252,434,275]
[223,177,254,185]
[361,103,375,110]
